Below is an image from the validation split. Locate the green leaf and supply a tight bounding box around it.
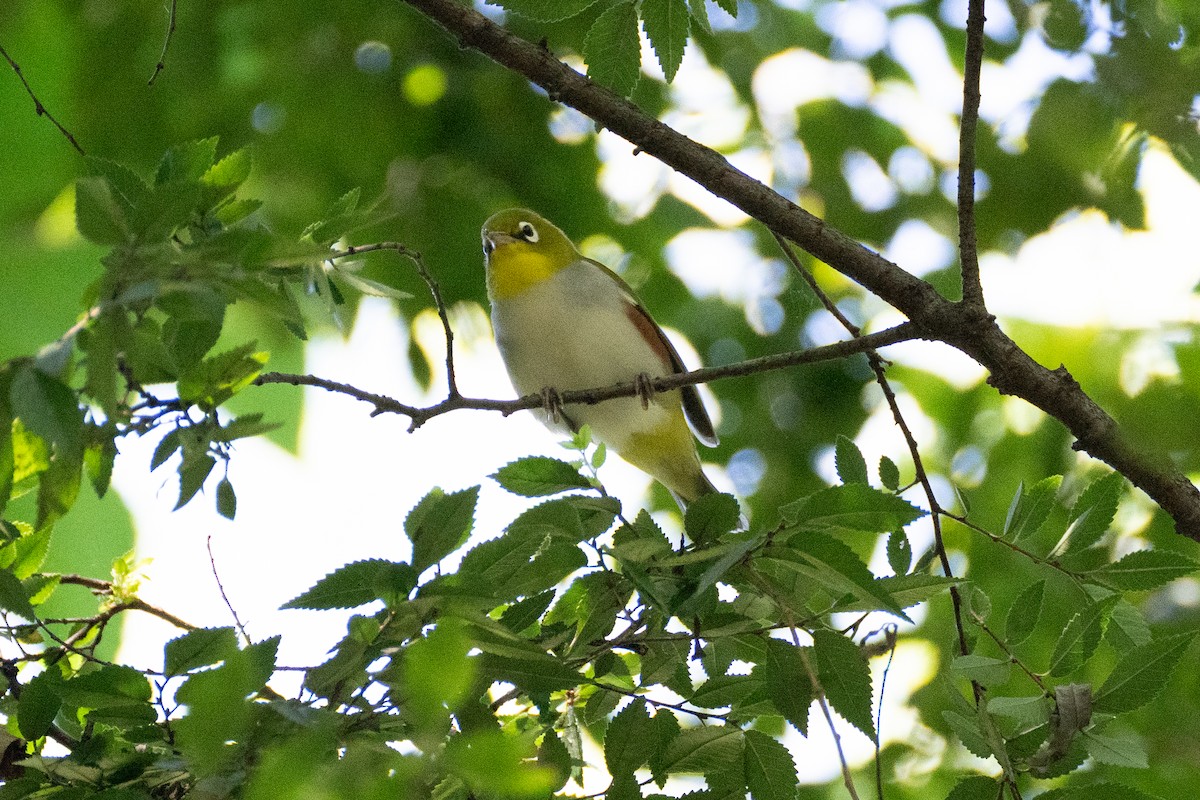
[332,269,414,301]
[812,629,875,740]
[951,655,1011,687]
[834,435,869,485]
[405,486,480,573]
[175,450,216,510]
[538,730,572,792]
[843,574,955,611]
[878,456,900,491]
[491,457,591,497]
[544,571,631,651]
[58,664,152,707]
[641,0,690,82]
[946,775,1002,800]
[742,729,796,800]
[10,364,84,460]
[1086,548,1199,590]
[690,673,763,709]
[584,2,641,96]
[283,559,417,610]
[658,725,744,774]
[165,627,240,676]
[75,176,131,244]
[1061,471,1123,552]
[942,709,995,760]
[0,568,36,619]
[780,483,924,533]
[479,652,582,693]
[774,531,911,622]
[605,698,650,777]
[201,147,253,190]
[1005,579,1046,647]
[216,476,237,520]
[886,530,911,575]
[1082,727,1148,768]
[156,137,219,184]
[403,618,476,731]
[987,694,1050,732]
[491,0,600,22]
[17,669,62,740]
[763,639,812,735]
[1105,597,1152,651]
[1004,475,1061,540]
[1094,631,1196,713]
[684,491,742,543]
[1048,593,1120,676]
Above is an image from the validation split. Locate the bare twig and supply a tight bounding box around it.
[0,41,85,155]
[337,242,460,397]
[958,0,987,307]
[148,0,179,85]
[255,323,919,430]
[395,0,1200,541]
[208,536,250,645]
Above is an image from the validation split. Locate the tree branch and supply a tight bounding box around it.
[957,0,987,308]
[396,0,1200,541]
[255,323,920,429]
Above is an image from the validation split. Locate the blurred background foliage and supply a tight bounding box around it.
[2,0,1200,795]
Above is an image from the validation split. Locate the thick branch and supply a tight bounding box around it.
[397,0,1200,541]
[957,0,986,307]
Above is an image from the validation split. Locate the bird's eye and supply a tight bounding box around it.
[517,221,539,243]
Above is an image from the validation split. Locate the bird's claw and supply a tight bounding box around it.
[540,386,565,423]
[634,373,656,410]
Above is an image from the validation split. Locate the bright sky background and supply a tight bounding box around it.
[106,1,1200,789]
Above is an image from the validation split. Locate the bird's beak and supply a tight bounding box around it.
[482,230,515,258]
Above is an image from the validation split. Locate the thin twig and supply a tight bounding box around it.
[208,536,251,645]
[338,242,460,397]
[0,41,85,155]
[255,322,919,430]
[147,0,179,85]
[958,0,987,307]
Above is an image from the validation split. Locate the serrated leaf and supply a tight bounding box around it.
[742,729,796,800]
[834,435,869,485]
[1048,593,1120,676]
[684,491,741,543]
[1105,597,1151,651]
[1094,631,1196,712]
[886,530,911,575]
[946,775,1001,800]
[156,137,218,184]
[878,455,900,491]
[584,2,641,96]
[75,176,131,245]
[952,655,1011,687]
[165,627,240,676]
[0,568,36,619]
[780,483,924,533]
[175,451,216,510]
[491,457,591,497]
[943,709,995,759]
[605,698,650,776]
[282,559,417,610]
[491,0,600,22]
[1005,475,1061,540]
[1060,471,1123,552]
[987,695,1049,731]
[479,652,582,693]
[405,486,480,573]
[812,629,875,740]
[641,0,690,82]
[1005,579,1046,647]
[201,147,252,190]
[1086,548,1198,590]
[17,669,62,740]
[775,531,911,622]
[1081,727,1148,768]
[659,726,744,773]
[763,639,812,735]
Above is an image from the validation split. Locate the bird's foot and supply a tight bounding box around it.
[539,386,565,423]
[634,372,656,410]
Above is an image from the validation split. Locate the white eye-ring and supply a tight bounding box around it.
[517,221,539,243]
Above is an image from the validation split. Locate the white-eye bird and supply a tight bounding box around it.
[482,208,721,509]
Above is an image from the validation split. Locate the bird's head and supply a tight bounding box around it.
[482,209,579,299]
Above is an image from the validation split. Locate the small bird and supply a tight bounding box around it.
[482,208,721,509]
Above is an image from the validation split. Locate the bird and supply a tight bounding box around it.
[481,208,723,510]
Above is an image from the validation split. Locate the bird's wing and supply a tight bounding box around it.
[591,258,720,448]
